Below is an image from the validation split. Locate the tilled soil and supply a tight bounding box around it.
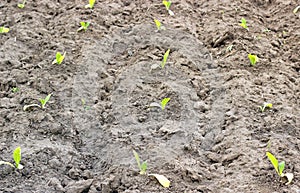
[0,0,299,192]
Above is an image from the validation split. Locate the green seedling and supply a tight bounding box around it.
[0,146,23,170]
[240,18,248,30]
[293,6,300,14]
[132,150,170,188]
[81,98,91,110]
[259,102,272,112]
[77,21,90,32]
[11,87,20,93]
[162,0,174,16]
[226,44,233,52]
[266,152,293,185]
[0,26,10,33]
[149,97,170,110]
[52,51,66,65]
[85,0,95,9]
[262,28,271,33]
[18,0,26,8]
[161,49,170,68]
[133,150,148,175]
[154,19,164,31]
[23,93,52,111]
[248,53,258,66]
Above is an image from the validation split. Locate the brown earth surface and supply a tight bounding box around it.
[0,0,299,192]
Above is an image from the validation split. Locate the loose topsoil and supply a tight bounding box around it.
[0,0,299,192]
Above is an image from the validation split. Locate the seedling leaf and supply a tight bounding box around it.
[40,93,52,109]
[0,161,15,168]
[140,161,148,175]
[154,19,162,31]
[85,0,95,9]
[248,54,258,66]
[161,49,170,68]
[149,174,170,188]
[52,51,66,65]
[161,98,170,110]
[133,150,147,174]
[266,152,279,176]
[162,0,171,10]
[278,161,285,176]
[13,147,23,169]
[259,102,272,112]
[240,17,248,30]
[0,27,10,33]
[18,0,26,8]
[78,22,90,32]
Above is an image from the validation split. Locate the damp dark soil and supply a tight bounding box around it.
[0,0,299,192]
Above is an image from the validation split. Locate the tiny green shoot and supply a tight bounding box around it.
[226,44,233,52]
[11,87,20,93]
[154,19,163,31]
[162,0,174,15]
[161,49,170,68]
[161,97,170,110]
[77,21,90,32]
[0,26,10,33]
[259,102,272,112]
[240,18,248,30]
[0,146,23,170]
[18,0,26,8]
[266,152,293,185]
[52,51,66,65]
[248,53,258,66]
[81,98,91,110]
[23,93,52,111]
[85,0,95,9]
[133,150,148,175]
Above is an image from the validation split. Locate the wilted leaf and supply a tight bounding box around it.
[283,173,294,185]
[149,173,170,188]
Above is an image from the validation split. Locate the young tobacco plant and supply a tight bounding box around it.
[23,94,52,111]
[259,102,272,112]
[266,152,293,185]
[240,18,248,30]
[0,146,23,170]
[18,0,26,8]
[0,26,10,33]
[248,54,258,66]
[77,22,90,32]
[85,0,95,9]
[149,97,170,110]
[162,0,174,16]
[132,150,170,188]
[52,51,66,65]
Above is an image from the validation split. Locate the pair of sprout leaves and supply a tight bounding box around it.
[23,93,51,111]
[0,147,23,170]
[266,152,293,185]
[133,150,170,188]
[154,0,174,31]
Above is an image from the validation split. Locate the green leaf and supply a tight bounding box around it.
[133,150,141,172]
[161,98,170,110]
[40,94,52,109]
[13,147,22,169]
[0,26,10,33]
[278,161,285,176]
[266,152,279,176]
[248,54,258,66]
[154,19,161,31]
[240,18,248,30]
[162,0,171,10]
[140,161,148,175]
[161,49,170,68]
[148,173,170,188]
[85,0,95,8]
[0,161,15,168]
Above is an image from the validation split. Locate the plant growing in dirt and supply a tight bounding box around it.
[11,87,20,93]
[154,19,164,31]
[149,97,170,110]
[77,21,90,32]
[162,0,174,16]
[161,49,170,68]
[23,93,52,111]
[52,51,66,65]
[85,0,95,9]
[259,102,272,112]
[18,0,26,8]
[248,53,258,66]
[0,26,9,33]
[81,98,91,110]
[266,152,293,185]
[239,18,248,30]
[132,150,170,188]
[0,146,23,170]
